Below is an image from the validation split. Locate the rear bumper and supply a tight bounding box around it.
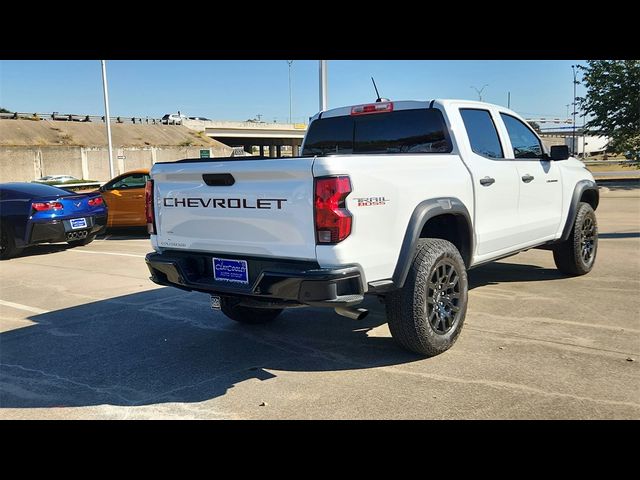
[145,250,365,308]
[28,215,107,244]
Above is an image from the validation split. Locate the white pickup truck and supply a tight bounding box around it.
[145,99,599,356]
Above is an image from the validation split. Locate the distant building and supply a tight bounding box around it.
[564,135,608,156]
[538,126,609,156]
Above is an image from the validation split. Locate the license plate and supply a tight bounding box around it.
[213,258,249,284]
[210,295,221,310]
[70,218,87,229]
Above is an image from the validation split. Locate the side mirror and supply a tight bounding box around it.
[550,145,570,161]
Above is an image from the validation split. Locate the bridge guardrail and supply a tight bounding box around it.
[0,112,168,125]
[1,112,310,126]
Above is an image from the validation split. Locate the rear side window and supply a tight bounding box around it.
[460,109,504,159]
[109,173,148,190]
[500,113,543,159]
[302,108,452,156]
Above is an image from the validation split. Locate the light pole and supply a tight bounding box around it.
[319,60,328,111]
[572,65,578,155]
[507,91,511,109]
[287,60,293,124]
[471,84,489,101]
[582,112,587,158]
[100,60,115,178]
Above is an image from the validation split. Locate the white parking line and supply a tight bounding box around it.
[0,300,50,315]
[73,250,146,258]
[95,238,149,242]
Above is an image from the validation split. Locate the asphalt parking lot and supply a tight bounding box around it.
[1,182,639,419]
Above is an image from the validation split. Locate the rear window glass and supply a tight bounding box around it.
[302,108,452,156]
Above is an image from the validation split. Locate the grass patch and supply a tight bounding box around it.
[59,133,74,144]
[36,179,98,186]
[36,179,100,192]
[587,163,640,172]
[190,131,210,144]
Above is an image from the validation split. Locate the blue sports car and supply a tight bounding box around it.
[0,182,108,259]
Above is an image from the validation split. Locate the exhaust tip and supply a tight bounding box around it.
[334,307,369,321]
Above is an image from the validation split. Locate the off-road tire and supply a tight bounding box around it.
[220,299,283,324]
[385,238,468,357]
[553,202,597,276]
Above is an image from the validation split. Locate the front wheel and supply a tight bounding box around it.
[220,298,283,324]
[553,202,597,276]
[385,238,468,357]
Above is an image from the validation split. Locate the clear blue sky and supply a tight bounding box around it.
[0,60,586,124]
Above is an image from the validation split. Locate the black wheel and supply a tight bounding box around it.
[220,298,283,324]
[0,223,22,260]
[67,234,96,247]
[553,202,597,276]
[385,238,468,357]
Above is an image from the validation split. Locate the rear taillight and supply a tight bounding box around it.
[32,201,63,212]
[351,102,393,115]
[314,176,352,244]
[145,179,156,234]
[88,196,104,207]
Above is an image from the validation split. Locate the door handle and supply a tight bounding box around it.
[521,174,534,183]
[479,176,495,186]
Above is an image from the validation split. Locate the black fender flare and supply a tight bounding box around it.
[560,179,599,241]
[391,197,473,289]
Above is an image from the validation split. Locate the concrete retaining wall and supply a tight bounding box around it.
[0,145,224,183]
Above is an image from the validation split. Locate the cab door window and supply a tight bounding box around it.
[500,113,543,159]
[460,109,504,159]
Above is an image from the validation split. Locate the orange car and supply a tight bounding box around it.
[98,169,150,228]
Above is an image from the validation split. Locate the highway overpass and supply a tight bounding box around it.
[183,119,307,156]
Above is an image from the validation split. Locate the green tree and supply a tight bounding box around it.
[527,121,542,133]
[0,107,11,113]
[578,60,640,160]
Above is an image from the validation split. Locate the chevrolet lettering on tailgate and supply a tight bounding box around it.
[162,197,287,209]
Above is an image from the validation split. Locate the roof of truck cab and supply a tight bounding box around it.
[434,99,516,110]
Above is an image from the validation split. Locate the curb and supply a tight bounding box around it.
[595,177,640,183]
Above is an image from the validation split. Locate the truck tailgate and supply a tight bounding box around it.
[151,158,317,260]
